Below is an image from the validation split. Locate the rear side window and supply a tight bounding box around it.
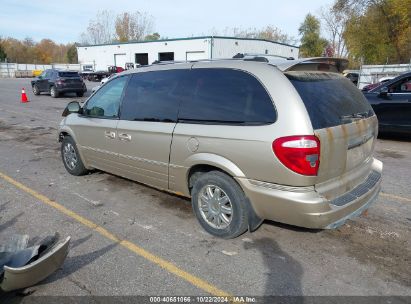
[58,72,79,78]
[286,72,374,129]
[178,68,276,125]
[120,70,187,122]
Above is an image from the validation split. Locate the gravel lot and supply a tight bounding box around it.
[0,78,410,302]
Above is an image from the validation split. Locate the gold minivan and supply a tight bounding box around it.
[59,58,382,238]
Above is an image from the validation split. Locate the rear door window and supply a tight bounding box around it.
[178,68,276,125]
[120,69,188,122]
[286,72,374,129]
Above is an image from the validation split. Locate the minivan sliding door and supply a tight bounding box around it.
[116,69,189,190]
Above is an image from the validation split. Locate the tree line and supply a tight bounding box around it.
[0,1,409,66]
[299,0,410,66]
[0,38,78,64]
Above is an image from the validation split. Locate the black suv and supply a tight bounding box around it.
[31,69,87,98]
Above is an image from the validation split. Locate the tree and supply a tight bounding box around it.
[215,26,296,45]
[34,39,57,64]
[144,32,160,41]
[80,10,115,45]
[320,4,350,57]
[339,0,411,64]
[298,14,328,57]
[0,41,6,61]
[0,37,6,62]
[66,44,78,63]
[115,12,154,42]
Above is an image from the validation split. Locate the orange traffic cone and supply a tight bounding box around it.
[21,88,29,103]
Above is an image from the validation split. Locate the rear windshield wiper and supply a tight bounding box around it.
[340,112,369,122]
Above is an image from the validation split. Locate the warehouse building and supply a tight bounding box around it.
[77,36,299,71]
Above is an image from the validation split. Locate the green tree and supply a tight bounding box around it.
[0,40,6,61]
[298,14,328,57]
[66,44,78,63]
[340,0,411,64]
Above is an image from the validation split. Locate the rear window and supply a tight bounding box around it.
[58,72,79,78]
[286,72,374,129]
[178,68,276,125]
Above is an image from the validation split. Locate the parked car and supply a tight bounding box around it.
[363,71,411,135]
[31,69,87,98]
[362,76,394,92]
[59,58,382,238]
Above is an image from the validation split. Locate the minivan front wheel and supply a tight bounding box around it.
[191,171,248,238]
[61,136,88,176]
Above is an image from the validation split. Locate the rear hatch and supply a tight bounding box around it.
[57,71,83,89]
[286,72,378,200]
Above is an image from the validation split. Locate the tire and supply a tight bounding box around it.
[76,92,84,97]
[61,136,88,176]
[50,86,59,98]
[32,84,40,95]
[191,171,248,239]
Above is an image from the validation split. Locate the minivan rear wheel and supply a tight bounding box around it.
[61,136,88,176]
[191,171,248,238]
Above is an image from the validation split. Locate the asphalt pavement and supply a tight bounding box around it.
[0,78,410,303]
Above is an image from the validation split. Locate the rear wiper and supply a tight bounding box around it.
[340,112,368,122]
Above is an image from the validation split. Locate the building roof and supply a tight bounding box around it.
[78,35,299,49]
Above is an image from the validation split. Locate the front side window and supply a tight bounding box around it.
[120,70,188,122]
[178,68,276,125]
[84,76,128,118]
[388,76,411,93]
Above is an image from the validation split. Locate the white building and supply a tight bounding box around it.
[77,36,299,71]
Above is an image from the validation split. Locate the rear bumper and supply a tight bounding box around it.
[55,85,86,93]
[237,158,382,229]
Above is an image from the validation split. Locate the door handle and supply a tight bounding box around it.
[118,133,131,141]
[104,131,116,139]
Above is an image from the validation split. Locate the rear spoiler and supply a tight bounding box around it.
[274,57,349,73]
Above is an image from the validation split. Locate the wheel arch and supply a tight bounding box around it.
[185,153,246,193]
[58,127,90,169]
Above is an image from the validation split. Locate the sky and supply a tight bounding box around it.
[0,0,334,44]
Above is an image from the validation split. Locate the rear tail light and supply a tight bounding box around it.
[272,135,320,176]
[56,78,64,85]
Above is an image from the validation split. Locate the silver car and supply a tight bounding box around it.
[59,58,382,238]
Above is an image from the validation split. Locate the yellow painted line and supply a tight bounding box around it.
[0,171,231,297]
[380,192,411,203]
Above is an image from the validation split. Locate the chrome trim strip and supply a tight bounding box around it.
[247,179,314,193]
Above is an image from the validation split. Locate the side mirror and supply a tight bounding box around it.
[62,101,82,117]
[378,87,389,97]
